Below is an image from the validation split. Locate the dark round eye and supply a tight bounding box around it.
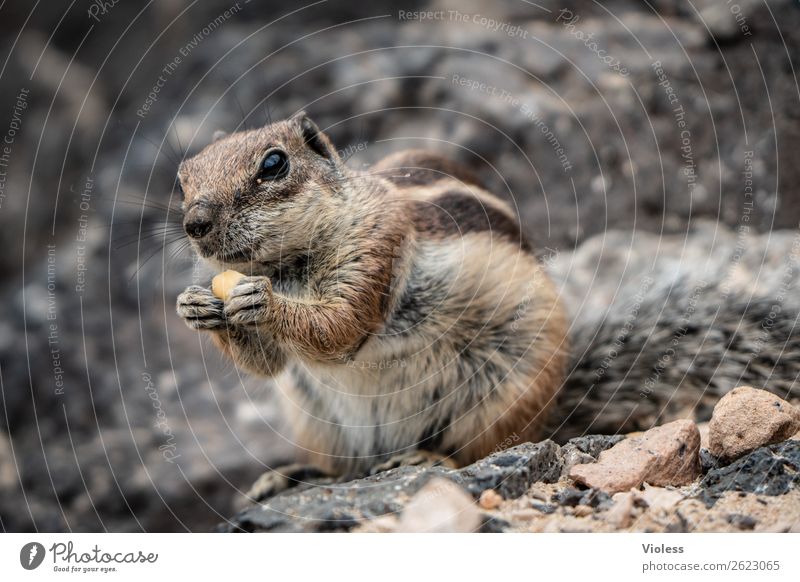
[259,149,289,181]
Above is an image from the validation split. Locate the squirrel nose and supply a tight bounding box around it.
[185,218,213,239]
[184,206,215,239]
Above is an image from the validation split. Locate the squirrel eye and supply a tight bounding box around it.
[259,149,289,181]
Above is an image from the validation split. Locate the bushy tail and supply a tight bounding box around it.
[545,224,800,441]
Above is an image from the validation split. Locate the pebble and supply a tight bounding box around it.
[397,478,481,533]
[636,484,683,513]
[478,489,503,510]
[708,386,800,462]
[605,491,636,529]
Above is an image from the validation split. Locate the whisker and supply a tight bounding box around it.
[112,227,185,242]
[109,198,184,216]
[170,124,186,161]
[128,236,190,282]
[138,134,182,167]
[166,240,194,266]
[118,231,186,250]
[101,218,184,230]
[113,230,187,250]
[229,86,250,132]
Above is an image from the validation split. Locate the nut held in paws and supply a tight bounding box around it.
[211,270,245,300]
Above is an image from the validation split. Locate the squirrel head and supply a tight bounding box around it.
[177,112,347,268]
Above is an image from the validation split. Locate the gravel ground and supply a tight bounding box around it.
[221,435,800,533]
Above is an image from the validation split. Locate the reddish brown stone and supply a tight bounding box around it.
[569,420,701,494]
[709,386,800,462]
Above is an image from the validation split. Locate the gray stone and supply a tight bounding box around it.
[699,448,720,474]
[552,487,612,509]
[563,434,627,458]
[699,440,800,507]
[559,435,626,477]
[219,441,562,532]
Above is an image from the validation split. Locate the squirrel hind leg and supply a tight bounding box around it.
[368,450,457,476]
[241,463,334,506]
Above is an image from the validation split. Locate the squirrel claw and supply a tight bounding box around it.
[369,450,456,475]
[243,463,331,505]
[176,285,225,330]
[224,276,272,326]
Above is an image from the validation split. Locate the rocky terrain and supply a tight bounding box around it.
[0,0,799,531]
[222,387,800,533]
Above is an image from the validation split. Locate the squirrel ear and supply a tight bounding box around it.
[212,130,227,142]
[292,111,336,160]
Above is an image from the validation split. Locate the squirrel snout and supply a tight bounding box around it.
[184,205,215,239]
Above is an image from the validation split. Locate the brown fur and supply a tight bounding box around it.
[176,113,569,484]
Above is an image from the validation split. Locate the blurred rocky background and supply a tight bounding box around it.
[0,0,798,531]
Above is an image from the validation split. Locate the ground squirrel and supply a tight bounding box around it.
[176,114,800,503]
[176,112,569,500]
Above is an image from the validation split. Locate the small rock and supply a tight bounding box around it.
[727,513,757,530]
[572,505,593,517]
[709,386,800,462]
[637,484,683,513]
[559,435,626,477]
[478,489,503,510]
[699,448,719,473]
[530,502,557,514]
[552,487,584,507]
[581,489,612,509]
[605,491,636,528]
[559,448,595,477]
[563,434,626,459]
[397,478,481,533]
[569,420,701,494]
[552,487,611,509]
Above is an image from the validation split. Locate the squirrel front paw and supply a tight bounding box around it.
[176,285,225,330]
[223,276,273,326]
